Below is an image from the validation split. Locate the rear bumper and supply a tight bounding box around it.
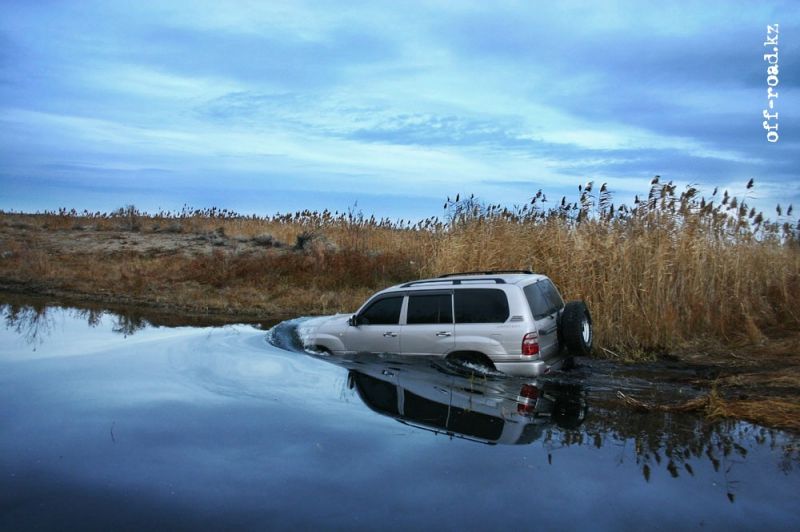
[494,359,549,377]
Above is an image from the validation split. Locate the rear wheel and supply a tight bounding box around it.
[560,301,593,356]
[551,389,588,429]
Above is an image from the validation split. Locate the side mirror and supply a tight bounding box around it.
[348,315,358,326]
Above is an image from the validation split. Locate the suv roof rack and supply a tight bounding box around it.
[438,270,533,278]
[400,278,507,288]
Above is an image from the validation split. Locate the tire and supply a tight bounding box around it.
[551,395,588,430]
[560,300,593,356]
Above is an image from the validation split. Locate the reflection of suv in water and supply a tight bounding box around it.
[302,351,588,445]
[306,271,592,376]
[346,357,587,445]
[347,355,588,445]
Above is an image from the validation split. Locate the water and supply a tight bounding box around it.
[1,301,798,531]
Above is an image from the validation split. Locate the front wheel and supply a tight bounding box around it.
[560,301,593,356]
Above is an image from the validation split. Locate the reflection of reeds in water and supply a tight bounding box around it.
[544,400,799,500]
[2,302,152,342]
[1,179,798,358]
[3,303,55,347]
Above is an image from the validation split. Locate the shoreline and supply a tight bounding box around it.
[0,280,291,326]
[2,286,799,434]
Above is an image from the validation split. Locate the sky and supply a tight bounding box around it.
[1,0,798,220]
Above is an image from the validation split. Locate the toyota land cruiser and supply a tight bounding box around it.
[304,270,592,377]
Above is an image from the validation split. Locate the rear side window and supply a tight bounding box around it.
[539,280,564,310]
[524,280,564,319]
[454,289,509,323]
[403,390,504,441]
[360,297,403,325]
[407,294,453,324]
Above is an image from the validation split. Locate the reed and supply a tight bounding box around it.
[1,178,797,359]
[430,179,799,355]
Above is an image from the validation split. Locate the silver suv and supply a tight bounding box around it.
[305,270,592,376]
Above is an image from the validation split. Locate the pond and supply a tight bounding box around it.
[1,299,798,530]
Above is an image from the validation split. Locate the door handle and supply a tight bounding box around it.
[435,331,452,337]
[383,332,398,338]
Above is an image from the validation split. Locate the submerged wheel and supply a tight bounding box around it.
[560,300,593,356]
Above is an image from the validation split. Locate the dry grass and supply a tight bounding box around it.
[429,180,800,355]
[1,178,798,360]
[616,391,710,413]
[618,387,800,432]
[707,398,800,432]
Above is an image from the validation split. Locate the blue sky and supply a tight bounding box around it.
[1,0,798,219]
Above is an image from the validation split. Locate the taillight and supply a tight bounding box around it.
[517,384,540,415]
[522,332,540,356]
[519,384,539,401]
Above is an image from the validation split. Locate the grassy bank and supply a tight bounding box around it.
[1,178,798,361]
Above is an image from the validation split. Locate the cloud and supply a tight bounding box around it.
[132,25,396,88]
[0,0,797,218]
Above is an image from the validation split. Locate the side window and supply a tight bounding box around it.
[524,281,563,320]
[454,289,509,323]
[540,280,564,311]
[524,283,550,319]
[407,294,453,324]
[359,297,403,325]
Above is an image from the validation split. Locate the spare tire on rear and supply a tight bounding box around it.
[560,300,593,356]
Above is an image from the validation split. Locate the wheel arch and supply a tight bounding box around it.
[446,350,497,369]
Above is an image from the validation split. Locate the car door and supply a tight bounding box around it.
[346,295,404,354]
[400,291,454,355]
[523,282,560,359]
[452,288,511,356]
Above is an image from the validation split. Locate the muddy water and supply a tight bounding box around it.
[1,302,798,531]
